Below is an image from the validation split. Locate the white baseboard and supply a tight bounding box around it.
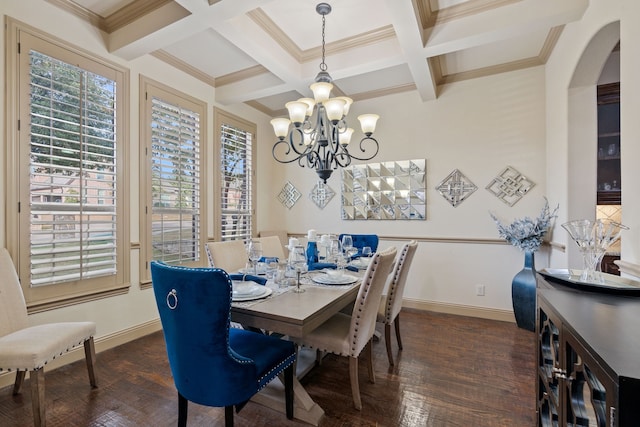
[0,318,162,389]
[403,298,516,323]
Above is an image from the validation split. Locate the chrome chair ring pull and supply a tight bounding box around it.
[166,289,178,310]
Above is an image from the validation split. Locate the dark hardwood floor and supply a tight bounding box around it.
[1,309,536,426]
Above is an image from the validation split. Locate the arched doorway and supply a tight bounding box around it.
[565,21,620,269]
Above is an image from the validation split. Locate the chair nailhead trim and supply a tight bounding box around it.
[256,354,296,391]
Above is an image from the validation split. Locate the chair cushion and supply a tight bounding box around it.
[229,329,296,390]
[0,322,96,371]
[294,312,353,357]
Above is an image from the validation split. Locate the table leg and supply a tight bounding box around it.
[251,347,324,425]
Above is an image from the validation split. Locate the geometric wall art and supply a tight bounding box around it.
[277,181,301,209]
[485,166,535,206]
[435,169,477,207]
[341,159,426,220]
[309,181,335,209]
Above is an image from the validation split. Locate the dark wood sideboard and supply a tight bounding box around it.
[536,275,640,426]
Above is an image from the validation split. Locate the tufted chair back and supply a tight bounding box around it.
[150,261,296,426]
[0,249,29,337]
[347,246,396,357]
[377,240,418,365]
[204,240,248,272]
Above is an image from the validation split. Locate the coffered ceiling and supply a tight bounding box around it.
[48,0,589,116]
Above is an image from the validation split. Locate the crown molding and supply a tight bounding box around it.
[46,0,173,34]
[45,0,105,31]
[105,0,173,33]
[441,56,542,85]
[151,50,216,86]
[248,8,395,64]
[420,0,521,29]
[244,100,277,117]
[538,26,564,63]
[349,83,417,102]
[215,65,269,87]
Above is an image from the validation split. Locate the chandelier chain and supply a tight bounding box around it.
[270,2,380,183]
[320,14,327,72]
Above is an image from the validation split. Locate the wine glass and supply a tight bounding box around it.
[361,246,372,258]
[328,238,342,263]
[289,245,307,293]
[341,235,358,260]
[246,240,263,274]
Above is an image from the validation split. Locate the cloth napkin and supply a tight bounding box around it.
[229,273,267,285]
[308,262,359,272]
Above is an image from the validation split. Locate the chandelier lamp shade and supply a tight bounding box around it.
[270,3,381,183]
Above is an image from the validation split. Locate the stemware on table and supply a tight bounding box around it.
[341,235,358,259]
[246,240,263,274]
[562,218,628,284]
[289,245,307,293]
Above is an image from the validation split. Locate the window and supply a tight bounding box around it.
[140,77,207,283]
[6,20,129,310]
[214,109,256,242]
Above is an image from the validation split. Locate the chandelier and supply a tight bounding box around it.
[270,2,380,183]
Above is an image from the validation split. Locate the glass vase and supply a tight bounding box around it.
[562,219,628,284]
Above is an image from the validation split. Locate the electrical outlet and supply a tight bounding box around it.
[476,284,485,296]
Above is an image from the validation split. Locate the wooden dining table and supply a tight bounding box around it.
[230,272,362,426]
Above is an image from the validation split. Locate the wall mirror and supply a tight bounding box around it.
[341,159,426,220]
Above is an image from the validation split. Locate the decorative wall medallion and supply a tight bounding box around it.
[309,181,335,209]
[277,181,301,209]
[341,159,426,220]
[486,166,535,206]
[436,169,477,207]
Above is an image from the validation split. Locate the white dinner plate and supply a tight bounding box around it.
[232,281,264,297]
[312,273,358,285]
[232,283,272,302]
[349,258,371,269]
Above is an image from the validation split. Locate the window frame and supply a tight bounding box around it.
[139,76,208,286]
[5,18,130,312]
[213,108,257,243]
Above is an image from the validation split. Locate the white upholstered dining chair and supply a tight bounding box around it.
[376,240,418,366]
[255,235,286,260]
[292,246,397,410]
[0,248,97,427]
[205,240,248,272]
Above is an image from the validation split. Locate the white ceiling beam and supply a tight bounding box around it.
[107,0,272,60]
[382,0,437,101]
[212,13,309,104]
[422,0,588,57]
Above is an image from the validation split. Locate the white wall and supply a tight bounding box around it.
[259,67,548,317]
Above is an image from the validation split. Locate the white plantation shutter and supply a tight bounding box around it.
[28,50,117,287]
[220,122,253,242]
[150,97,201,263]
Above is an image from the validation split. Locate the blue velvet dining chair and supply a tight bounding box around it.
[338,234,379,258]
[150,262,296,427]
